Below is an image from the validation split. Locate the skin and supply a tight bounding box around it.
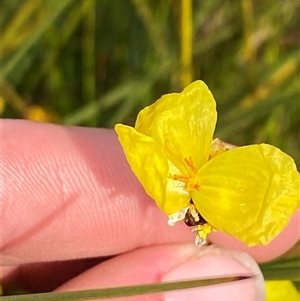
[1,119,299,301]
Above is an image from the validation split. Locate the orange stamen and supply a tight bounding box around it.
[186,181,201,191]
[172,174,190,182]
[184,156,197,173]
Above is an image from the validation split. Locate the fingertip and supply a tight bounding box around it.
[162,246,264,301]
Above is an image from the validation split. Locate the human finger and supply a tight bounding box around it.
[56,243,264,301]
[2,119,298,266]
[1,119,192,265]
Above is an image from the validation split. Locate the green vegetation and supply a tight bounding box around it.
[1,0,299,167]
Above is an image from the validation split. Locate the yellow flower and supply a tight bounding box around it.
[115,81,300,246]
[265,281,300,301]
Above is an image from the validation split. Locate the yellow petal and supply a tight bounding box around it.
[135,80,217,175]
[192,144,300,246]
[265,281,300,301]
[115,124,190,214]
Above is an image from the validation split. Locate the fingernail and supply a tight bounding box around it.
[162,247,265,301]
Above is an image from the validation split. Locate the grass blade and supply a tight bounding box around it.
[2,0,74,79]
[2,275,252,301]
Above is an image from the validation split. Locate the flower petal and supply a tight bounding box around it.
[115,124,190,214]
[135,81,217,174]
[192,144,300,246]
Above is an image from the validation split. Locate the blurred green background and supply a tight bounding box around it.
[1,0,299,167]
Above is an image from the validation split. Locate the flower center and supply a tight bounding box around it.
[172,157,200,191]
